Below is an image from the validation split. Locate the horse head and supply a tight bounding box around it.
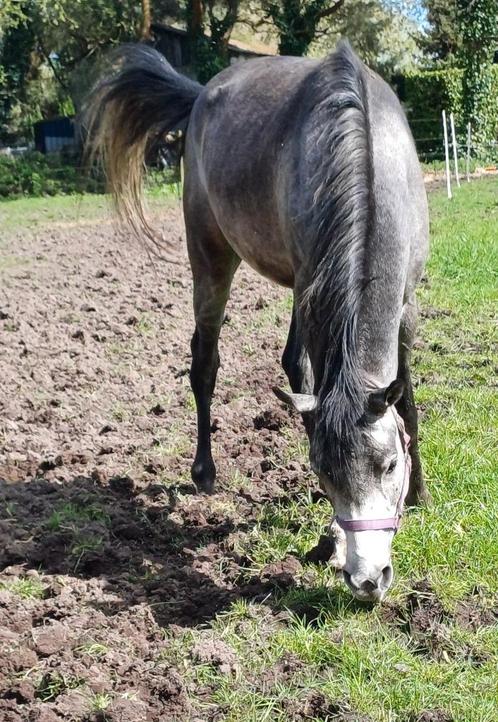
[275,380,410,602]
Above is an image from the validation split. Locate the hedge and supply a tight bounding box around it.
[397,66,498,161]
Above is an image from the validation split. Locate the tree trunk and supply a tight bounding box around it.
[187,0,204,38]
[140,0,152,40]
[278,34,312,56]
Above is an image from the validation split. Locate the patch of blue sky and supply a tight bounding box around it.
[382,1,429,28]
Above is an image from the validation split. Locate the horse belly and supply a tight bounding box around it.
[214,208,295,287]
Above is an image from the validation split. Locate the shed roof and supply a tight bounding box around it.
[151,22,276,58]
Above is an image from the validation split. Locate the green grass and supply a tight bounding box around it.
[35,672,83,702]
[0,185,179,237]
[75,640,109,659]
[46,501,110,531]
[0,576,46,600]
[179,178,498,722]
[44,500,109,572]
[0,194,111,236]
[89,691,112,713]
[421,159,497,174]
[406,178,498,601]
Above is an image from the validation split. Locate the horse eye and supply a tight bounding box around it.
[387,458,397,474]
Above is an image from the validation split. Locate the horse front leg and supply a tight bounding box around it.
[282,301,315,435]
[282,304,303,393]
[398,299,430,506]
[188,249,240,494]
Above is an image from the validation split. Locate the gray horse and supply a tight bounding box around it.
[86,40,429,602]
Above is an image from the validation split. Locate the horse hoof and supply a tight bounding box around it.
[191,461,216,495]
[406,486,432,508]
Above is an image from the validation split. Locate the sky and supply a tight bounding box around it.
[383,1,429,27]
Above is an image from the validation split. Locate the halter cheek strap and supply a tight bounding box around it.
[335,411,412,533]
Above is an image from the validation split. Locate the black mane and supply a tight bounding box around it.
[299,40,373,473]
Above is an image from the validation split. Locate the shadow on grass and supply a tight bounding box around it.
[0,472,361,630]
[275,584,373,626]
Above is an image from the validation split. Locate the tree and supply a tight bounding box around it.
[458,0,498,150]
[0,4,47,144]
[422,0,461,62]
[0,1,26,32]
[186,0,241,82]
[0,1,148,143]
[260,0,344,56]
[310,0,424,77]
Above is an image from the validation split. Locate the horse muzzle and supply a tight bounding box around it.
[343,563,393,602]
[339,525,395,602]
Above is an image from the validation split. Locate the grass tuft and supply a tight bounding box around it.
[1,577,46,600]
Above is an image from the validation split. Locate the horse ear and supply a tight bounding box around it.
[273,386,317,414]
[368,379,405,416]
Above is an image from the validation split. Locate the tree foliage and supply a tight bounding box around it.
[458,0,498,149]
[0,1,151,142]
[0,0,242,137]
[5,0,481,147]
[260,0,344,57]
[312,0,423,76]
[186,0,240,82]
[422,0,461,62]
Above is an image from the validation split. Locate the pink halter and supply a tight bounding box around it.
[335,410,411,533]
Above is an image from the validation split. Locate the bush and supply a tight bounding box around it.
[398,66,498,161]
[0,151,179,200]
[0,151,99,198]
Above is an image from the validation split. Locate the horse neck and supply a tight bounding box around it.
[356,246,406,387]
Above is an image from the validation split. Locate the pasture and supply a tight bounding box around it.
[0,177,497,721]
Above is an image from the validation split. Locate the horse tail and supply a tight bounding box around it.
[84,44,202,243]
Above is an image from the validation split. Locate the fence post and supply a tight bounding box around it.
[450,113,460,187]
[442,110,452,200]
[466,122,472,182]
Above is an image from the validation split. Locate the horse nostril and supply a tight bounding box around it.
[381,565,393,588]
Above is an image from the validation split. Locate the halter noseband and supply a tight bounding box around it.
[334,410,411,533]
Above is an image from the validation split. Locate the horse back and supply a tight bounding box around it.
[184,56,317,285]
[184,50,427,300]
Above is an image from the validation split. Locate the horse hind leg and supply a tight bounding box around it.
[398,298,431,506]
[187,221,240,494]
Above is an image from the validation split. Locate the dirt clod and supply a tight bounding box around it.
[409,711,454,722]
[53,690,91,718]
[381,579,493,664]
[287,691,373,722]
[253,408,287,431]
[191,639,238,675]
[28,708,61,722]
[32,622,69,656]
[454,599,497,631]
[108,475,136,495]
[105,697,148,722]
[260,556,303,588]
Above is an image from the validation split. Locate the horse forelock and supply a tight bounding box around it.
[299,40,373,474]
